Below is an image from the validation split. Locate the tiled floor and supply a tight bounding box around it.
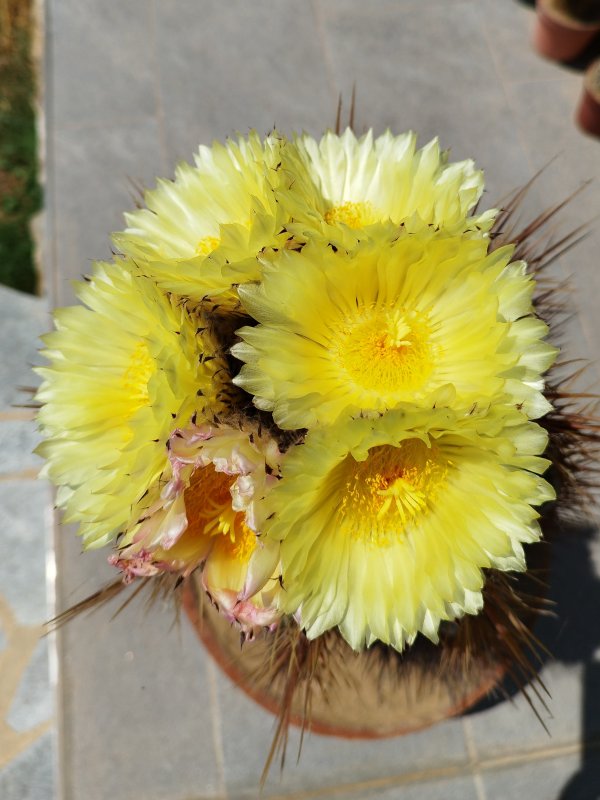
[6,0,599,798]
[0,286,55,800]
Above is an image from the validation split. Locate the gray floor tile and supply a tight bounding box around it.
[57,585,223,800]
[332,773,479,800]
[6,638,53,734]
[48,0,157,129]
[0,420,42,475]
[317,0,532,202]
[482,751,600,800]
[503,75,600,236]
[0,287,48,413]
[44,1,600,799]
[51,120,164,305]
[0,732,56,800]
[154,0,335,163]
[503,77,600,390]
[0,481,52,626]
[506,78,596,174]
[465,663,583,757]
[466,527,600,757]
[214,668,468,799]
[479,0,567,85]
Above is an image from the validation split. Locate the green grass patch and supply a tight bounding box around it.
[0,0,42,294]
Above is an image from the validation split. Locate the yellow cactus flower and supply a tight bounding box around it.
[262,404,554,651]
[35,260,226,549]
[232,231,557,430]
[276,128,495,240]
[112,131,287,305]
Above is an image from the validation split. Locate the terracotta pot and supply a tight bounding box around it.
[533,0,600,62]
[576,58,600,136]
[183,575,506,739]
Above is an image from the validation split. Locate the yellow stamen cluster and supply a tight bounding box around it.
[184,466,256,562]
[335,441,448,547]
[324,201,378,229]
[195,235,220,257]
[122,340,154,412]
[335,307,434,394]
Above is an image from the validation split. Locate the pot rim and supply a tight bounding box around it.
[537,0,600,32]
[182,579,507,740]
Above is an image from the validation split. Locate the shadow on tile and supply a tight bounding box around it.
[557,739,600,799]
[466,521,600,760]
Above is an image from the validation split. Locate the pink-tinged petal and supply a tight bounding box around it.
[159,496,192,549]
[231,473,256,512]
[209,587,238,618]
[133,493,187,550]
[240,537,280,601]
[123,420,283,588]
[161,455,188,500]
[232,598,281,631]
[108,551,160,583]
[209,587,281,635]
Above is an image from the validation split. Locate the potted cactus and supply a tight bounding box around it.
[534,0,600,61]
[577,58,600,136]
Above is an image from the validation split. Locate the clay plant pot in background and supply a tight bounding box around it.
[534,0,600,62]
[576,58,600,136]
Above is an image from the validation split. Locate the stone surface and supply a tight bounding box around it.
[39,0,600,798]
[0,420,43,475]
[479,0,564,85]
[482,752,600,800]
[0,733,56,800]
[155,0,336,164]
[503,77,600,366]
[466,527,600,758]
[215,669,469,798]
[332,773,480,800]
[48,0,157,129]
[6,638,53,734]
[51,121,164,305]
[317,0,533,201]
[0,481,52,627]
[58,590,224,800]
[0,286,48,412]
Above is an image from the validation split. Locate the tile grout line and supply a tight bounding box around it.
[205,656,228,799]
[462,716,488,800]
[263,737,595,800]
[478,739,592,772]
[0,410,37,421]
[0,469,40,481]
[264,764,466,800]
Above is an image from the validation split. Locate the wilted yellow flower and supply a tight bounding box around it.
[232,231,557,429]
[262,404,554,651]
[112,423,282,633]
[35,260,225,549]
